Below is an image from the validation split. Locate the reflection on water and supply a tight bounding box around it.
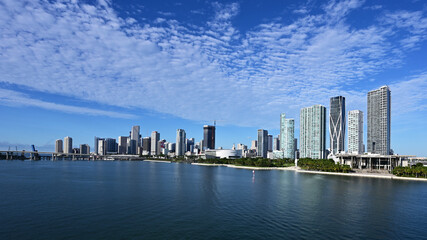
[0,160,426,240]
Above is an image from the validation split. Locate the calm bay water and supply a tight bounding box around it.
[0,160,426,239]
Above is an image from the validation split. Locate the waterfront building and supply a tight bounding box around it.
[348,110,364,154]
[186,138,195,153]
[142,137,151,155]
[131,125,140,146]
[237,143,247,151]
[280,113,295,159]
[267,135,273,152]
[257,129,268,158]
[367,86,391,155]
[80,144,90,154]
[203,125,215,150]
[128,139,137,155]
[98,139,106,155]
[55,139,63,153]
[158,139,166,155]
[294,138,298,154]
[168,142,176,153]
[273,136,280,151]
[105,138,117,153]
[118,136,128,154]
[300,105,326,159]
[176,129,186,156]
[151,131,160,155]
[64,136,73,154]
[330,96,346,155]
[251,140,257,150]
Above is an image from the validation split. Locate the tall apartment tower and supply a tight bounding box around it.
[118,136,128,154]
[367,86,391,155]
[280,113,295,159]
[330,96,346,155]
[267,135,273,152]
[80,144,90,154]
[176,129,186,156]
[98,139,106,155]
[131,125,140,146]
[257,129,268,158]
[251,140,257,150]
[348,110,364,154]
[300,105,326,159]
[273,136,280,151]
[64,136,73,154]
[142,137,151,155]
[151,131,160,155]
[203,125,215,150]
[55,139,63,153]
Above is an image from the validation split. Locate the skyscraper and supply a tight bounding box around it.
[280,113,295,159]
[64,136,72,154]
[176,129,186,156]
[151,131,160,155]
[131,125,140,146]
[330,96,346,155]
[300,105,326,159]
[80,144,90,154]
[98,139,106,155]
[55,139,63,153]
[367,86,391,155]
[348,110,364,154]
[142,137,151,155]
[251,140,257,150]
[273,136,280,151]
[267,135,273,152]
[203,125,215,150]
[257,129,268,158]
[118,136,128,154]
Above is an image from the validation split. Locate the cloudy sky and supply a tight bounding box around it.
[0,0,426,155]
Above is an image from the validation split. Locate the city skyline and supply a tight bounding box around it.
[1,0,427,156]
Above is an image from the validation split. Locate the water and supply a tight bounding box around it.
[0,160,426,239]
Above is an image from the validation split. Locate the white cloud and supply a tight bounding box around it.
[0,89,137,119]
[0,0,426,129]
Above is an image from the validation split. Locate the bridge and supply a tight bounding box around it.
[0,150,148,161]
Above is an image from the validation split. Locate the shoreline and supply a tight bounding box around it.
[191,162,427,182]
[144,159,172,163]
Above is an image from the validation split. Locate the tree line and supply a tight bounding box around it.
[392,163,427,178]
[297,158,351,173]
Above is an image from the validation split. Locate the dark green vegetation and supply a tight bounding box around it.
[297,158,352,173]
[197,157,295,167]
[393,163,427,178]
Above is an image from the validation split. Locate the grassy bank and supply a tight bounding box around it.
[297,158,351,173]
[197,157,295,168]
[392,163,427,178]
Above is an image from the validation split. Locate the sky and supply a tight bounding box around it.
[0,0,426,156]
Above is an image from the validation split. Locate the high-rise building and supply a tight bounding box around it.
[98,139,106,155]
[273,136,280,151]
[280,113,295,159]
[176,129,186,156]
[330,96,346,155]
[367,86,391,155]
[55,139,63,153]
[348,110,364,154]
[300,105,326,159]
[128,139,137,155]
[151,131,160,155]
[64,136,72,154]
[267,135,273,152]
[80,144,90,154]
[257,129,268,158]
[251,140,257,150]
[131,125,140,146]
[186,138,195,152]
[118,136,128,154]
[142,137,151,155]
[168,142,176,153]
[203,125,215,150]
[105,138,117,153]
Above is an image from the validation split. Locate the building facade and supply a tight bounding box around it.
[64,136,73,154]
[257,129,268,158]
[176,129,186,156]
[80,144,90,154]
[203,125,215,150]
[280,113,295,159]
[300,105,326,159]
[118,136,128,154]
[151,131,160,155]
[367,86,391,155]
[348,110,364,154]
[131,125,140,146]
[55,139,63,153]
[330,96,346,155]
[142,137,151,155]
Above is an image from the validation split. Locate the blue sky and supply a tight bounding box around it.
[0,0,426,156]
